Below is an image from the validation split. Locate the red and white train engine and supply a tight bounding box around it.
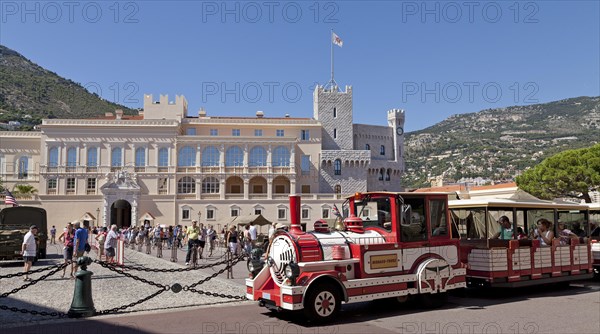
[246,192,466,322]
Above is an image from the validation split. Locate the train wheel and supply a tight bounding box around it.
[418,292,448,308]
[304,283,341,323]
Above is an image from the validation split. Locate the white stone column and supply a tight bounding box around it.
[82,143,87,171]
[196,144,201,168]
[290,145,295,173]
[267,144,272,174]
[243,144,249,174]
[290,178,296,195]
[267,177,273,199]
[61,142,67,169]
[243,178,249,200]
[219,144,225,174]
[220,178,225,200]
[131,198,138,227]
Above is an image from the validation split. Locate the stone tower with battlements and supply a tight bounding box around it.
[313,85,354,150]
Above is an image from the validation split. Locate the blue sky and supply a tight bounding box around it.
[1,0,599,131]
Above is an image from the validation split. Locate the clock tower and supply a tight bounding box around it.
[387,109,405,171]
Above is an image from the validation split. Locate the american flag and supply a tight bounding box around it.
[4,190,18,207]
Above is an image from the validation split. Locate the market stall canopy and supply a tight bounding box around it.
[234,214,273,227]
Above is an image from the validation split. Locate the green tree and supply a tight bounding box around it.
[12,184,38,198]
[516,144,600,203]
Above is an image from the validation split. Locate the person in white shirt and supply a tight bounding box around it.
[21,225,38,281]
[104,225,119,263]
[249,222,257,243]
[268,222,276,242]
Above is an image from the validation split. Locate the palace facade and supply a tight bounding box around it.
[0,85,405,231]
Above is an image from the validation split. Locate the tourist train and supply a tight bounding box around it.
[246,192,596,322]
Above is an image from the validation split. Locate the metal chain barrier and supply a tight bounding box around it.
[184,255,246,300]
[0,262,66,280]
[0,252,246,319]
[0,304,67,318]
[98,256,235,273]
[0,263,69,318]
[94,260,166,290]
[96,289,166,315]
[0,263,67,299]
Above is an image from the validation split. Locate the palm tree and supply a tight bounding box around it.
[12,184,38,198]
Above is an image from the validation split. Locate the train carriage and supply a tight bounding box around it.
[589,203,600,275]
[246,192,466,322]
[448,197,594,287]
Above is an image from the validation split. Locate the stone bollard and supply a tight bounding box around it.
[156,239,163,258]
[68,256,96,318]
[170,239,178,262]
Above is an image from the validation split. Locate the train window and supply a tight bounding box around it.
[430,199,447,237]
[401,198,427,242]
[355,197,392,232]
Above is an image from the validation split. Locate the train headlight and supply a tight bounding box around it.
[284,261,300,283]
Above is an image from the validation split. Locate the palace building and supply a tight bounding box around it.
[0,85,405,230]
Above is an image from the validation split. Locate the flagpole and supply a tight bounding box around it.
[330,29,334,89]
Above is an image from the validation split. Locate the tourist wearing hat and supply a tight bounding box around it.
[21,225,38,281]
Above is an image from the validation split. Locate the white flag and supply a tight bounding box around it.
[332,32,343,47]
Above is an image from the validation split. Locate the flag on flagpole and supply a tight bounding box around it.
[332,32,343,47]
[4,190,18,207]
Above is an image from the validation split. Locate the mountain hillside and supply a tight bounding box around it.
[0,45,134,130]
[403,96,600,188]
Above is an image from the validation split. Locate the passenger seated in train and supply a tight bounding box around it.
[516,227,528,240]
[557,222,578,245]
[591,223,600,237]
[570,223,586,238]
[491,216,513,240]
[534,218,554,246]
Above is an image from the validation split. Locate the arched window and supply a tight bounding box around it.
[87,147,97,167]
[67,147,77,167]
[135,147,146,167]
[17,156,28,179]
[202,177,220,194]
[379,168,384,181]
[178,146,196,167]
[334,159,342,175]
[177,176,196,194]
[48,147,58,167]
[385,169,391,181]
[111,147,122,167]
[249,146,267,167]
[334,185,341,194]
[272,146,290,167]
[365,144,370,151]
[380,145,385,156]
[202,146,220,166]
[225,146,244,167]
[158,148,169,167]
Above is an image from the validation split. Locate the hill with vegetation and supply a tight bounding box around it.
[402,96,600,188]
[0,45,134,130]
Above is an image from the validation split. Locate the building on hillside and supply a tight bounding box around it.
[414,182,519,199]
[0,85,405,231]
